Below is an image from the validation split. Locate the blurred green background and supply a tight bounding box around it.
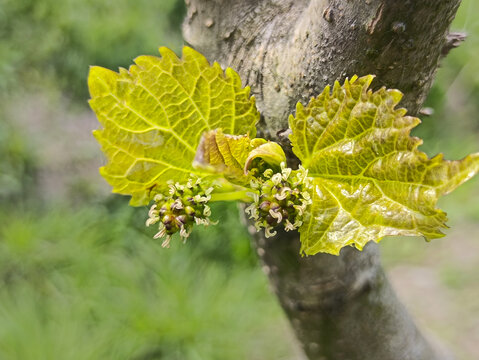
[0,0,478,359]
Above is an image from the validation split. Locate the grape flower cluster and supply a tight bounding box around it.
[245,162,313,238]
[146,176,215,248]
[146,162,313,246]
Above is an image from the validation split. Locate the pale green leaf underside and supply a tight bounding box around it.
[89,46,259,206]
[290,75,479,255]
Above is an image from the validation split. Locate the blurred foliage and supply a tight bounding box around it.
[0,118,37,203]
[0,0,185,99]
[414,0,479,158]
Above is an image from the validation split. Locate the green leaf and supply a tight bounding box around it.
[244,141,287,173]
[290,75,479,255]
[89,46,259,206]
[193,129,286,186]
[193,129,255,185]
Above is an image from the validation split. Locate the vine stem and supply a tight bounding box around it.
[209,190,254,203]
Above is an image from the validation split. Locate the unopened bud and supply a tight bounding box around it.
[146,175,216,245]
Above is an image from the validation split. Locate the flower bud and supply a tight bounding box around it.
[146,175,216,246]
[245,163,313,238]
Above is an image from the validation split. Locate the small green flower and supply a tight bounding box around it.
[146,176,215,248]
[245,162,313,238]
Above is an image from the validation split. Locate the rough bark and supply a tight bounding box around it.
[183,1,461,359]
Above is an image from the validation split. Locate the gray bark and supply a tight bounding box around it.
[183,1,461,359]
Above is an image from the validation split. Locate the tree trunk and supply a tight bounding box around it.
[183,1,461,359]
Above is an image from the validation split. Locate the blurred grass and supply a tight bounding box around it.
[0,0,478,358]
[0,202,295,360]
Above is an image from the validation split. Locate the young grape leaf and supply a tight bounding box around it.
[89,46,259,206]
[290,75,479,255]
[244,141,287,173]
[194,129,255,185]
[194,129,286,186]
